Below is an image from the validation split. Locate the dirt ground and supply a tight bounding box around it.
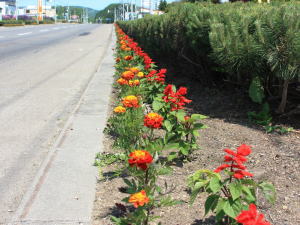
[92,69,300,225]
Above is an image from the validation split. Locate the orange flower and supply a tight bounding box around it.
[117,78,129,85]
[137,72,144,78]
[121,44,127,50]
[144,113,164,129]
[122,95,139,108]
[120,40,126,45]
[121,71,135,80]
[114,106,126,114]
[129,190,149,208]
[129,67,140,73]
[124,55,133,61]
[128,150,153,170]
[124,47,132,51]
[115,57,121,63]
[129,80,140,87]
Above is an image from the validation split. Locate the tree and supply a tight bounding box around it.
[158,0,168,11]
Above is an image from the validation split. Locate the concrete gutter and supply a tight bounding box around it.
[9,29,115,225]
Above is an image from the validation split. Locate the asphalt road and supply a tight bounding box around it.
[0,23,113,224]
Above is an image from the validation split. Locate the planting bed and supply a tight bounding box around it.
[92,82,300,225]
[92,25,299,225]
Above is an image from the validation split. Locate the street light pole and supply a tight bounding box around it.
[15,0,18,21]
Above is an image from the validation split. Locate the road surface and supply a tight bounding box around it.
[0,23,113,224]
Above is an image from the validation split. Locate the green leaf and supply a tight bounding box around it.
[215,198,226,214]
[242,186,256,202]
[194,123,208,130]
[192,129,200,137]
[249,76,265,104]
[191,114,208,120]
[180,147,189,156]
[259,182,276,204]
[163,143,179,150]
[229,182,242,200]
[189,181,206,204]
[152,100,163,111]
[223,200,237,218]
[163,120,173,132]
[167,152,177,161]
[209,177,221,193]
[176,110,186,122]
[205,195,219,215]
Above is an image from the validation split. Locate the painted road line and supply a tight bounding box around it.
[52,27,60,30]
[17,32,32,36]
[0,36,4,38]
[39,29,49,32]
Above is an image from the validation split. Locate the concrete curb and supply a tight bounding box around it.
[9,27,116,225]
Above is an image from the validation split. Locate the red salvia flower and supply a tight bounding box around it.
[214,144,253,179]
[236,204,272,225]
[163,84,192,111]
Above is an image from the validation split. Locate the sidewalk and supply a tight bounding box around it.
[9,31,115,225]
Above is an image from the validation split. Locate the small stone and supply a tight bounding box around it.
[282,205,288,210]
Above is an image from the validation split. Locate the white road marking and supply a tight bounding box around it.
[52,27,60,30]
[17,32,32,36]
[39,29,49,32]
[0,36,4,38]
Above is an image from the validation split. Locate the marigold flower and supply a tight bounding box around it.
[124,55,133,61]
[129,79,140,87]
[120,44,127,50]
[117,78,129,86]
[122,95,139,108]
[129,67,140,73]
[124,47,132,51]
[214,144,253,179]
[114,106,126,114]
[137,72,144,78]
[128,190,149,208]
[121,71,135,80]
[115,57,121,63]
[144,113,164,129]
[128,150,153,170]
[236,204,272,225]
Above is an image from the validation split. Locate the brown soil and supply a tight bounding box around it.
[92,73,300,225]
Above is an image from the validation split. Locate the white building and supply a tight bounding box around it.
[0,0,16,16]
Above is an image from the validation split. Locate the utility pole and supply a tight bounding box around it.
[15,0,18,21]
[114,7,116,22]
[54,0,57,23]
[67,0,70,22]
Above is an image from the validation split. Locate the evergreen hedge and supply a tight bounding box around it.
[118,2,300,113]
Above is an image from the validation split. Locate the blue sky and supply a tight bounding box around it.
[18,0,175,11]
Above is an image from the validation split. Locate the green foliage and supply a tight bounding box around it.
[158,0,168,11]
[95,4,122,23]
[118,1,300,112]
[249,77,265,104]
[188,168,276,224]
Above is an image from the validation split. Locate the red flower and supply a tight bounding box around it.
[163,84,192,111]
[144,113,164,129]
[236,204,272,225]
[128,150,153,170]
[214,144,253,179]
